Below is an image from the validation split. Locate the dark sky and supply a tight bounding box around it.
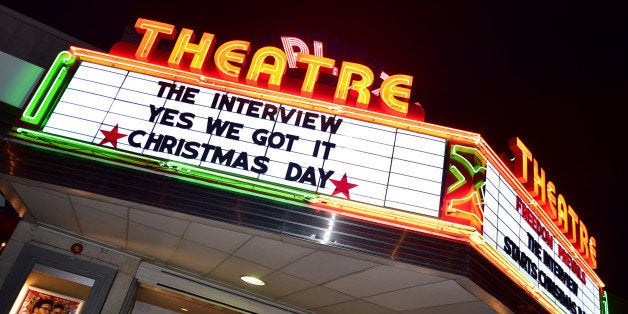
[3,0,627,302]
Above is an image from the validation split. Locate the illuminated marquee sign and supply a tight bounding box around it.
[123,18,420,119]
[12,17,604,314]
[483,163,600,314]
[25,58,446,217]
[509,137,597,269]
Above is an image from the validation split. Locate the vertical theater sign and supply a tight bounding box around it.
[10,18,604,314]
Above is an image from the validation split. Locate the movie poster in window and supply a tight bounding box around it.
[11,286,83,314]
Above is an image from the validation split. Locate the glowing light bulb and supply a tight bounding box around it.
[240,276,265,286]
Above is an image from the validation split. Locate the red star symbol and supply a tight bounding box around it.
[330,173,358,199]
[99,124,127,148]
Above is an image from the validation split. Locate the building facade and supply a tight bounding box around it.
[0,6,607,313]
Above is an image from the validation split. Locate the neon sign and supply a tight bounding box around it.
[23,57,446,217]
[440,144,486,232]
[483,163,600,314]
[125,18,416,118]
[509,137,597,269]
[11,17,605,313]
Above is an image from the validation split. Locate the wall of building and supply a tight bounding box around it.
[0,5,98,68]
[0,5,100,135]
[0,220,140,312]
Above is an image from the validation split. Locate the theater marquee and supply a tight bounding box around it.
[10,17,605,314]
[30,59,446,217]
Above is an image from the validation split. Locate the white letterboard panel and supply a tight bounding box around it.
[483,162,600,314]
[42,62,447,217]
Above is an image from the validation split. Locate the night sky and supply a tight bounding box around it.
[3,0,627,302]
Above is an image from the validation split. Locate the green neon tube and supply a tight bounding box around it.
[167,161,317,203]
[21,51,76,125]
[13,128,317,206]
